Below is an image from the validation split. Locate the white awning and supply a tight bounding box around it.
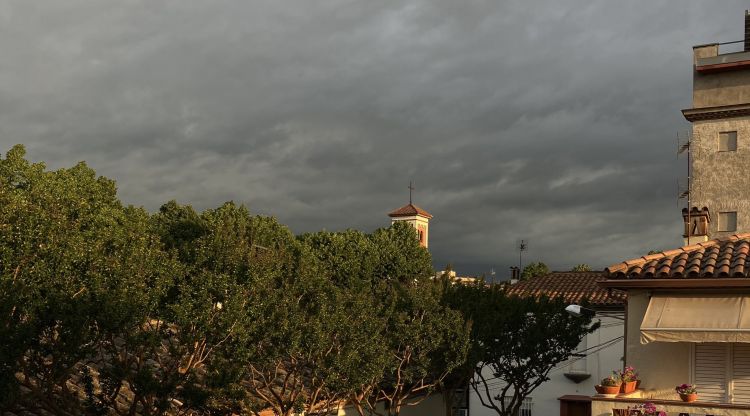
[641,294,750,344]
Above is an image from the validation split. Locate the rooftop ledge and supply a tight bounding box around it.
[592,395,750,411]
[697,50,750,73]
[682,102,750,122]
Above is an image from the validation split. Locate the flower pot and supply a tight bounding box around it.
[620,380,637,394]
[679,393,698,402]
[595,385,621,395]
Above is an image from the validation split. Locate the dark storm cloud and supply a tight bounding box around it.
[0,0,746,275]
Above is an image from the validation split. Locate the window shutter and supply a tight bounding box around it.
[732,344,750,403]
[694,343,728,403]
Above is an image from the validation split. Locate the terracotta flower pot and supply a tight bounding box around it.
[679,393,698,402]
[620,380,638,394]
[595,385,621,395]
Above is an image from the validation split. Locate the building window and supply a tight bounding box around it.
[693,343,750,404]
[569,336,588,374]
[718,211,738,232]
[451,388,469,416]
[719,131,738,152]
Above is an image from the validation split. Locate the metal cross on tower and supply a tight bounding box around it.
[408,181,415,204]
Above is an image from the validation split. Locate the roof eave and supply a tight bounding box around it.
[388,213,433,219]
[599,278,750,290]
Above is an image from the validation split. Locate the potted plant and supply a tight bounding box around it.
[618,366,639,394]
[595,375,622,395]
[675,383,698,402]
[629,402,667,416]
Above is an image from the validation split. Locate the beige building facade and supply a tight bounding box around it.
[684,20,750,240]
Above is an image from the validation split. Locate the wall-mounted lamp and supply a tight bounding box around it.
[565,304,624,321]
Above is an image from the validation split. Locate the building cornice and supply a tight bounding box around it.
[599,278,750,290]
[682,103,750,122]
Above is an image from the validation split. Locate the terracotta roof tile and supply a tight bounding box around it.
[387,203,433,219]
[504,272,625,308]
[606,233,750,279]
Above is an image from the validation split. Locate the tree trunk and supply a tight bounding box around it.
[442,387,455,416]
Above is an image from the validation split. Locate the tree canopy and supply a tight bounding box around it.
[570,263,593,272]
[443,281,597,416]
[0,145,592,416]
[520,262,549,280]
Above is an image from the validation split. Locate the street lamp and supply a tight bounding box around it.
[565,304,625,321]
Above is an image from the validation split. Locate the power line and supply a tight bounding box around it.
[476,335,625,388]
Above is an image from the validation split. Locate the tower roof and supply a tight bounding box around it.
[388,203,433,219]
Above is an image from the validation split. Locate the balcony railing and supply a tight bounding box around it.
[592,395,750,416]
[717,40,745,55]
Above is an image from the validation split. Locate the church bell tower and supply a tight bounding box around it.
[388,182,432,248]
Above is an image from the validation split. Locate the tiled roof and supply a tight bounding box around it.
[606,233,750,279]
[504,272,625,308]
[388,203,433,219]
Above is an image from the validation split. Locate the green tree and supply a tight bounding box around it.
[346,223,468,416]
[349,278,469,416]
[368,222,434,283]
[475,295,597,416]
[149,201,297,415]
[0,145,175,414]
[0,146,470,416]
[298,229,377,290]
[520,262,549,280]
[446,282,597,416]
[570,264,592,272]
[303,223,469,416]
[438,278,489,416]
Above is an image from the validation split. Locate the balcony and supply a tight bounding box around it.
[591,393,750,416]
[695,41,750,73]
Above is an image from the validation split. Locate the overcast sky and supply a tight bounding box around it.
[1,1,747,276]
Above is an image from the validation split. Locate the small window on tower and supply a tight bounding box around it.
[418,230,424,244]
[718,211,737,232]
[719,131,738,152]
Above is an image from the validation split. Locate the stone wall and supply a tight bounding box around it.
[691,116,750,237]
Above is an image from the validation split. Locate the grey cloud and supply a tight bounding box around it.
[0,0,747,276]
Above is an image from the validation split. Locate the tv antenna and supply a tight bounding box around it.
[677,131,692,244]
[517,239,528,272]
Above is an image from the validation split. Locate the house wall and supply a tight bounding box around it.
[689,44,750,238]
[467,314,624,416]
[692,44,750,108]
[690,116,750,238]
[624,290,690,400]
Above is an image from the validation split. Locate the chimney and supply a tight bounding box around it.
[682,206,710,245]
[509,266,520,284]
[745,10,750,51]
